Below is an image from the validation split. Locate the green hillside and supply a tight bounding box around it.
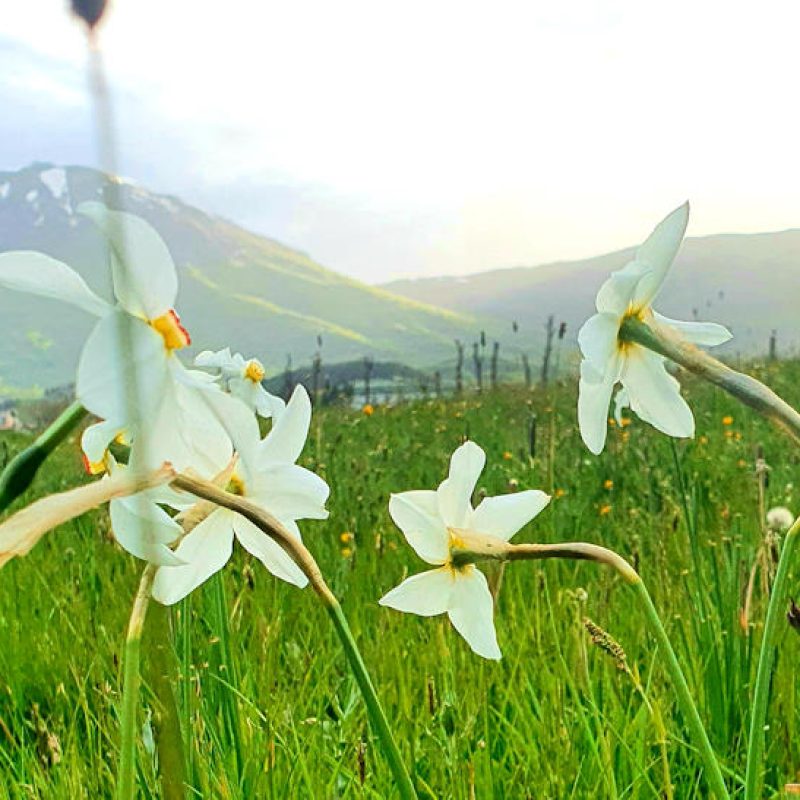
[383,229,800,358]
[0,163,496,395]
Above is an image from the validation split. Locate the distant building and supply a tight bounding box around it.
[0,408,22,431]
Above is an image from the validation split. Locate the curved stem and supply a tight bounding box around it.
[744,516,800,799]
[326,600,418,799]
[170,473,418,799]
[631,579,729,799]
[0,400,87,513]
[117,563,156,800]
[454,536,729,799]
[619,316,800,445]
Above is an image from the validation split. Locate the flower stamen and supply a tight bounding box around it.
[244,359,265,383]
[150,309,191,351]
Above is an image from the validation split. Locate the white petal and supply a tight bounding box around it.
[248,464,330,521]
[622,348,694,438]
[257,385,311,468]
[78,202,178,319]
[130,377,234,476]
[470,490,550,542]
[194,384,258,469]
[0,251,110,316]
[77,310,169,423]
[151,511,234,605]
[652,312,732,347]
[630,202,689,308]
[578,360,616,455]
[447,567,501,660]
[577,313,620,374]
[379,567,455,616]
[232,516,308,588]
[110,494,185,567]
[388,491,448,565]
[195,347,235,370]
[437,441,485,529]
[81,418,125,464]
[595,265,641,315]
[254,387,286,420]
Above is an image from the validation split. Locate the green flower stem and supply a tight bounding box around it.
[0,400,87,513]
[619,316,800,446]
[117,563,156,800]
[325,599,417,799]
[631,579,729,799]
[745,515,800,800]
[145,604,187,800]
[170,473,418,799]
[451,536,729,799]
[210,573,244,778]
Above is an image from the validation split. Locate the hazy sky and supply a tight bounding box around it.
[4,0,800,283]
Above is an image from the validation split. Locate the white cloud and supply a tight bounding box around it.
[2,0,800,281]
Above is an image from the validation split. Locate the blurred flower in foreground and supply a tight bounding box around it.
[380,441,550,659]
[196,347,285,418]
[151,386,329,604]
[0,203,231,475]
[577,203,731,454]
[362,404,374,416]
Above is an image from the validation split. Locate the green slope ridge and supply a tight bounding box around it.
[0,163,497,395]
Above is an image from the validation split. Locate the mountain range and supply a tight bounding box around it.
[0,163,797,398]
[383,227,800,363]
[0,163,494,396]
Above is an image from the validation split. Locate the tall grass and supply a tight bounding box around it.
[1,360,798,797]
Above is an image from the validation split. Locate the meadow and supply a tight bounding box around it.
[1,360,799,799]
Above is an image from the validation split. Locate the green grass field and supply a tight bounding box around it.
[1,360,799,798]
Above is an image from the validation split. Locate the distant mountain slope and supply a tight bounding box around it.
[383,230,800,357]
[0,163,491,395]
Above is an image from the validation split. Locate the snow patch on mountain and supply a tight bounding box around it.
[0,183,9,200]
[40,168,67,199]
[25,190,38,203]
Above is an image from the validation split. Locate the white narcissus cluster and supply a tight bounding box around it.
[577,203,732,455]
[151,385,328,603]
[195,347,285,419]
[380,441,550,659]
[0,204,330,597]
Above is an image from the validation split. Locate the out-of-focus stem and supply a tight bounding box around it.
[619,316,800,445]
[145,604,186,800]
[0,401,87,513]
[117,564,156,800]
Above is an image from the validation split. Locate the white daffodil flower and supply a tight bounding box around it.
[0,202,231,474]
[151,385,329,604]
[379,441,550,660]
[577,202,732,455]
[195,347,285,419]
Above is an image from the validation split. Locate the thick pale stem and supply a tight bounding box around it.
[145,604,186,800]
[619,316,800,445]
[0,400,88,513]
[449,534,639,583]
[169,473,417,799]
[744,516,800,800]
[452,536,729,799]
[117,564,156,800]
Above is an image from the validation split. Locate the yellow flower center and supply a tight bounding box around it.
[150,309,191,351]
[244,359,265,383]
[226,473,246,496]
